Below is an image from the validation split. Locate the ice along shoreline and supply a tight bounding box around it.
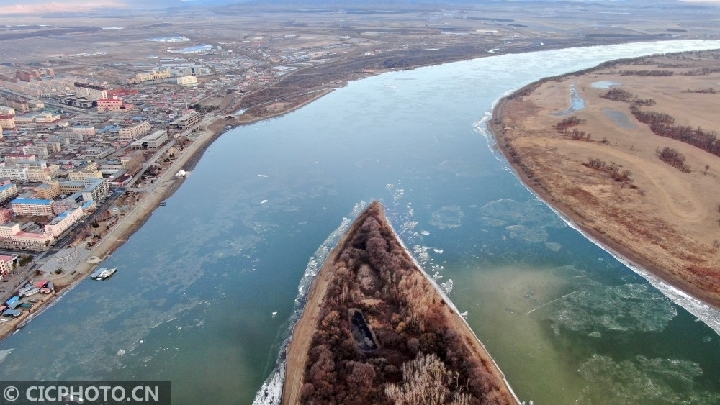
[482,70,720,336]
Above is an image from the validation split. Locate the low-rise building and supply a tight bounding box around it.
[0,254,17,277]
[0,183,19,203]
[22,145,49,159]
[11,198,53,217]
[128,69,171,84]
[68,168,102,182]
[0,114,14,129]
[74,83,107,101]
[83,147,115,160]
[0,209,13,224]
[131,130,168,150]
[45,206,83,238]
[34,112,60,124]
[177,76,198,87]
[72,126,96,136]
[169,111,201,131]
[119,121,151,140]
[97,98,123,112]
[34,181,60,200]
[3,154,35,165]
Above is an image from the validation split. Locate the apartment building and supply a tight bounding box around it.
[59,178,108,203]
[131,130,168,150]
[128,69,171,84]
[0,223,52,249]
[0,209,13,224]
[0,183,19,203]
[22,145,49,159]
[45,206,83,238]
[97,98,123,112]
[72,126,96,136]
[34,181,60,200]
[74,83,107,101]
[0,114,15,129]
[11,198,53,216]
[169,111,201,130]
[68,168,103,182]
[119,121,151,140]
[0,254,17,277]
[177,76,198,87]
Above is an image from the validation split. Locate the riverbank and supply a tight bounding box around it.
[0,87,334,341]
[488,51,720,310]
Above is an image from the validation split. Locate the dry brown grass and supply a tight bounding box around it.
[494,51,720,306]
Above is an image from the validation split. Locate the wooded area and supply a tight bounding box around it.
[299,202,515,405]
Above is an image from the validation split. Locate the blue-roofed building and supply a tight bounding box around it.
[11,198,52,216]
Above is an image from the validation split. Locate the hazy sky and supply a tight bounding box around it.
[0,0,186,14]
[2,0,720,15]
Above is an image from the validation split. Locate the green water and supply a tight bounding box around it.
[1,41,720,405]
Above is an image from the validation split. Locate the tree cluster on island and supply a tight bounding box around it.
[300,202,514,405]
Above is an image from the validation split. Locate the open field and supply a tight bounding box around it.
[2,1,720,116]
[490,49,720,307]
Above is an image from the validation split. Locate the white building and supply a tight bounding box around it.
[177,76,198,87]
[45,206,84,238]
[74,83,107,101]
[131,130,168,150]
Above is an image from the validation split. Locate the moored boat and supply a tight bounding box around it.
[90,267,117,281]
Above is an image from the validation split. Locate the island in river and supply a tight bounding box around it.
[283,202,518,405]
[489,49,720,308]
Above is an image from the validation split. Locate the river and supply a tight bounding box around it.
[1,40,720,405]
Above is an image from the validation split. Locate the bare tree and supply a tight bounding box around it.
[385,353,472,405]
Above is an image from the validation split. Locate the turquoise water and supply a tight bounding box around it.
[2,41,720,405]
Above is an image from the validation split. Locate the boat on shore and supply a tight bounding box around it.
[89,267,117,281]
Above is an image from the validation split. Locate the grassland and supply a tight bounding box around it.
[490,49,720,307]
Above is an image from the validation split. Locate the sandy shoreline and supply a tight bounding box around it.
[281,210,356,405]
[488,90,720,312]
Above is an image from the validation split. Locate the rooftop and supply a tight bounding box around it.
[11,198,51,205]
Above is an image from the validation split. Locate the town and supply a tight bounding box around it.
[0,0,718,334]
